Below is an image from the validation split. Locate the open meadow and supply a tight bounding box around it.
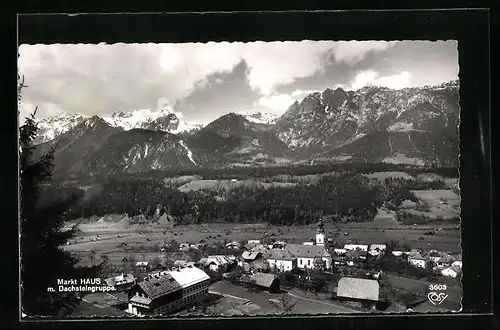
[65,218,461,268]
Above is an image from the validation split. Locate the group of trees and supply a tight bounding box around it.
[51,173,384,226]
[53,159,459,187]
[19,75,101,317]
[40,162,459,228]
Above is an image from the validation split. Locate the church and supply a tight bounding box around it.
[282,221,333,270]
[302,220,328,247]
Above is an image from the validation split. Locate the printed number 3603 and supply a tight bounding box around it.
[429,284,447,291]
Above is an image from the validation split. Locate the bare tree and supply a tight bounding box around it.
[89,249,97,266]
[269,294,297,315]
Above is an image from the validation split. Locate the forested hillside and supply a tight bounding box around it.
[42,163,457,226]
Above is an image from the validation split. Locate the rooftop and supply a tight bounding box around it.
[285,244,331,258]
[242,251,261,261]
[138,272,182,300]
[240,272,278,288]
[206,255,231,265]
[337,277,380,302]
[264,249,296,261]
[167,266,210,288]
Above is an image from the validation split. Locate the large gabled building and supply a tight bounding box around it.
[127,271,183,316]
[336,277,387,310]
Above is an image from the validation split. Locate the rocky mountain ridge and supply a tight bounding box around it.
[30,80,460,178]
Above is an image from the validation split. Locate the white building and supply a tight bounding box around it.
[334,248,347,255]
[368,244,387,257]
[441,266,461,278]
[302,241,314,246]
[452,260,462,269]
[248,240,261,244]
[408,257,427,269]
[225,241,241,249]
[265,249,297,272]
[127,266,210,316]
[392,251,404,257]
[285,244,332,270]
[205,255,231,271]
[344,244,369,252]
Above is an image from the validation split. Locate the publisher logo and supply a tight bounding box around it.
[427,292,449,305]
[428,284,448,305]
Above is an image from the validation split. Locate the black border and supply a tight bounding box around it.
[6,7,495,330]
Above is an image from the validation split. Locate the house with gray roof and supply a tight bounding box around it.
[105,273,136,291]
[284,244,332,270]
[242,251,261,262]
[264,249,297,272]
[336,277,386,310]
[240,272,280,293]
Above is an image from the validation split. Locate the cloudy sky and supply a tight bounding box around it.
[18,40,458,124]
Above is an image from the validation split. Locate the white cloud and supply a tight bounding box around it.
[18,41,399,120]
[255,88,324,114]
[328,41,399,66]
[349,70,412,90]
[255,94,296,114]
[291,89,320,99]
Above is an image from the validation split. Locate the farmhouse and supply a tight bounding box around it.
[136,261,150,272]
[368,244,387,257]
[334,248,347,255]
[435,255,455,268]
[105,273,136,291]
[241,251,261,263]
[427,251,442,262]
[240,272,280,293]
[272,241,287,249]
[179,243,190,251]
[336,277,385,309]
[408,249,423,258]
[251,244,270,254]
[205,255,231,272]
[225,241,241,250]
[174,260,196,268]
[344,244,369,252]
[392,250,404,257]
[264,249,297,272]
[244,242,268,253]
[441,266,461,278]
[345,249,366,262]
[408,257,427,269]
[285,244,332,270]
[243,258,270,273]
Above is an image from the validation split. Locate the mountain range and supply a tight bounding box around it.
[31,80,460,179]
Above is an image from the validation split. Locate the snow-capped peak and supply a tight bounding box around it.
[238,110,279,124]
[103,108,175,131]
[34,112,88,144]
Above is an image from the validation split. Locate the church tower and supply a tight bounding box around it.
[316,220,326,246]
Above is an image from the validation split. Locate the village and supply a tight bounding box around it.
[70,220,462,317]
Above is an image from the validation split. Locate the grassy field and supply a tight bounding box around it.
[363,171,414,181]
[66,218,461,268]
[65,168,461,268]
[177,179,297,193]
